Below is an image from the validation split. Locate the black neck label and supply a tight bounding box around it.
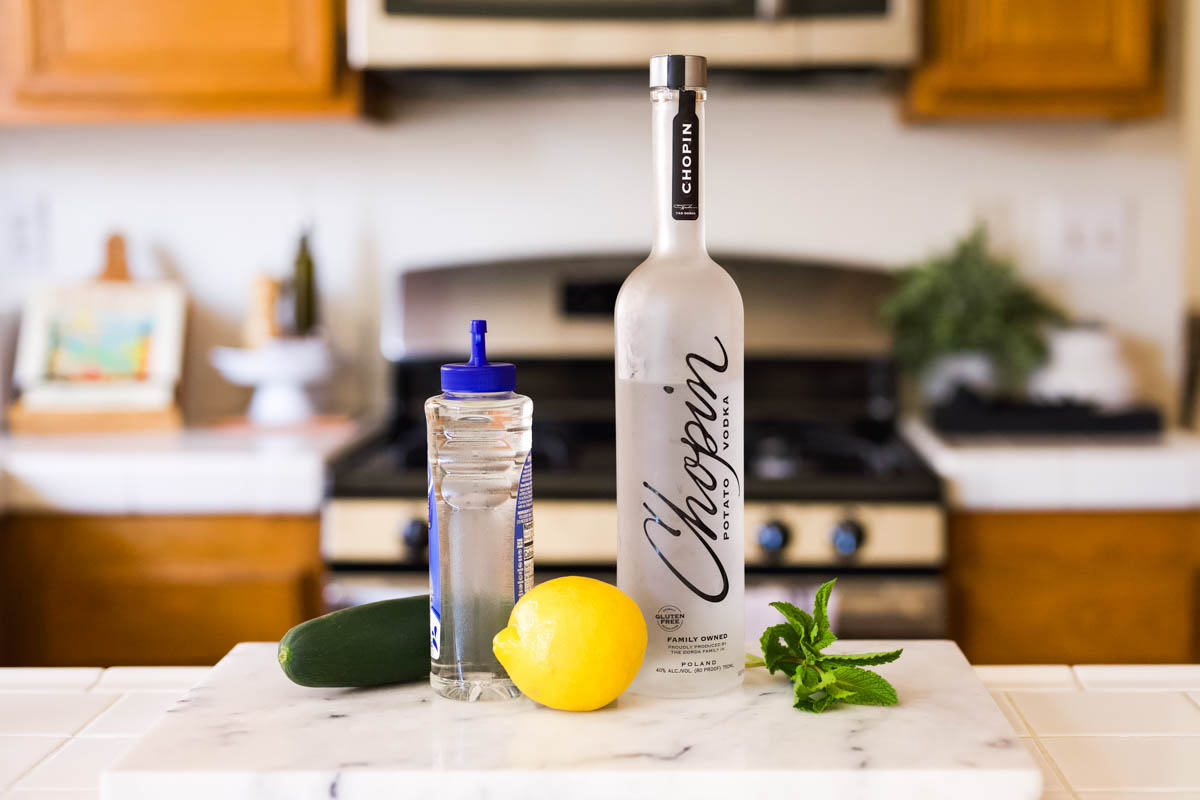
[672,91,699,222]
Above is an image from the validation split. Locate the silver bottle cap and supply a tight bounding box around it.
[649,54,708,90]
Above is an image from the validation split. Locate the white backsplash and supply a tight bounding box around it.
[0,79,1183,420]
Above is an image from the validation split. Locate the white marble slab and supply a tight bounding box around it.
[0,423,357,515]
[902,417,1200,511]
[102,641,1040,800]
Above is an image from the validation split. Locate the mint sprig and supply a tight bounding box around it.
[746,578,902,713]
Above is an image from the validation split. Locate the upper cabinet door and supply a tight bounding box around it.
[908,0,1164,119]
[12,0,336,101]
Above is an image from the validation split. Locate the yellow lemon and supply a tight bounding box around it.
[493,576,647,711]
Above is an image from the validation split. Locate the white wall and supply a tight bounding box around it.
[0,76,1183,420]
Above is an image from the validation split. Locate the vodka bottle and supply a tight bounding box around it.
[615,55,745,698]
[426,320,533,701]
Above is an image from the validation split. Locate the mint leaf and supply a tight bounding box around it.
[760,624,800,677]
[818,649,903,668]
[811,628,837,650]
[793,679,839,713]
[812,579,836,643]
[745,653,766,670]
[828,665,899,707]
[770,600,815,641]
[799,665,820,688]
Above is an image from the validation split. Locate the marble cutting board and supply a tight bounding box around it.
[102,640,1040,800]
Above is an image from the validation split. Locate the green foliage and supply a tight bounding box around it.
[748,578,904,713]
[880,225,1067,388]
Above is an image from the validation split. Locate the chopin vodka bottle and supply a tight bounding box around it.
[616,55,745,698]
[426,320,533,702]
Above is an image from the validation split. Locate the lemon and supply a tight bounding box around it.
[493,576,647,711]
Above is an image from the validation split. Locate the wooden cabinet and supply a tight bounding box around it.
[908,0,1164,119]
[947,511,1200,664]
[0,515,323,666]
[0,0,357,122]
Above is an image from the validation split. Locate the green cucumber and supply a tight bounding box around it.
[278,594,430,688]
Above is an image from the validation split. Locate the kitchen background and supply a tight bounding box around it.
[0,0,1197,672]
[0,48,1185,420]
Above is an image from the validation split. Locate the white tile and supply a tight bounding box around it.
[1075,665,1200,692]
[0,694,117,736]
[3,790,99,800]
[0,737,65,790]
[78,692,180,737]
[4,456,130,514]
[1011,691,1200,736]
[92,668,208,693]
[13,738,137,791]
[0,669,102,692]
[952,451,1070,510]
[1021,737,1064,791]
[990,691,1029,735]
[127,455,258,514]
[974,666,1078,691]
[1042,736,1200,791]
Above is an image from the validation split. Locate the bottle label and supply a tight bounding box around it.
[513,454,534,601]
[428,467,441,660]
[616,335,744,688]
[672,90,700,222]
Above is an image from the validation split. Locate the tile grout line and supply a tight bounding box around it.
[2,735,72,793]
[6,689,126,793]
[1026,733,1079,799]
[83,667,109,693]
[1004,689,1079,798]
[1067,666,1086,691]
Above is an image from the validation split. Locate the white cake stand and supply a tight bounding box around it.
[210,336,334,426]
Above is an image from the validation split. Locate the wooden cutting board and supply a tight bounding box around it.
[102,640,1040,799]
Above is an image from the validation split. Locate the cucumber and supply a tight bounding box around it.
[278,595,430,688]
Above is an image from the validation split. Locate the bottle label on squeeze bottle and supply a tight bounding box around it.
[428,467,441,660]
[513,454,534,600]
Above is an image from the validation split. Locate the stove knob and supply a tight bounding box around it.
[401,518,429,561]
[757,520,791,554]
[831,518,866,558]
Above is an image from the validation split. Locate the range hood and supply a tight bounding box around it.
[347,0,918,70]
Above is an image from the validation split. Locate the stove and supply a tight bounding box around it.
[323,254,946,637]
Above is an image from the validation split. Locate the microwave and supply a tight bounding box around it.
[347,0,918,68]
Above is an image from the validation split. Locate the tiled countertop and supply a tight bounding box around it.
[0,422,358,515]
[0,666,208,799]
[903,417,1200,511]
[3,663,1199,799]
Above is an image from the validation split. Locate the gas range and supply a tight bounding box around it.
[326,356,943,569]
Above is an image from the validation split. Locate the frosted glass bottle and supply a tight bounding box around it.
[615,55,745,698]
[426,320,533,702]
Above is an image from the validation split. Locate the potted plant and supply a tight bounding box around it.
[881,225,1066,403]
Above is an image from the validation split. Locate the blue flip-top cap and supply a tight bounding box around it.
[440,320,516,393]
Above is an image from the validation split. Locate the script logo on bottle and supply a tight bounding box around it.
[640,336,740,602]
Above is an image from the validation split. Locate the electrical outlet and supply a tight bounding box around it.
[0,193,50,273]
[1035,196,1129,275]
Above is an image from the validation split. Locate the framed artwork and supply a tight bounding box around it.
[14,281,186,411]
